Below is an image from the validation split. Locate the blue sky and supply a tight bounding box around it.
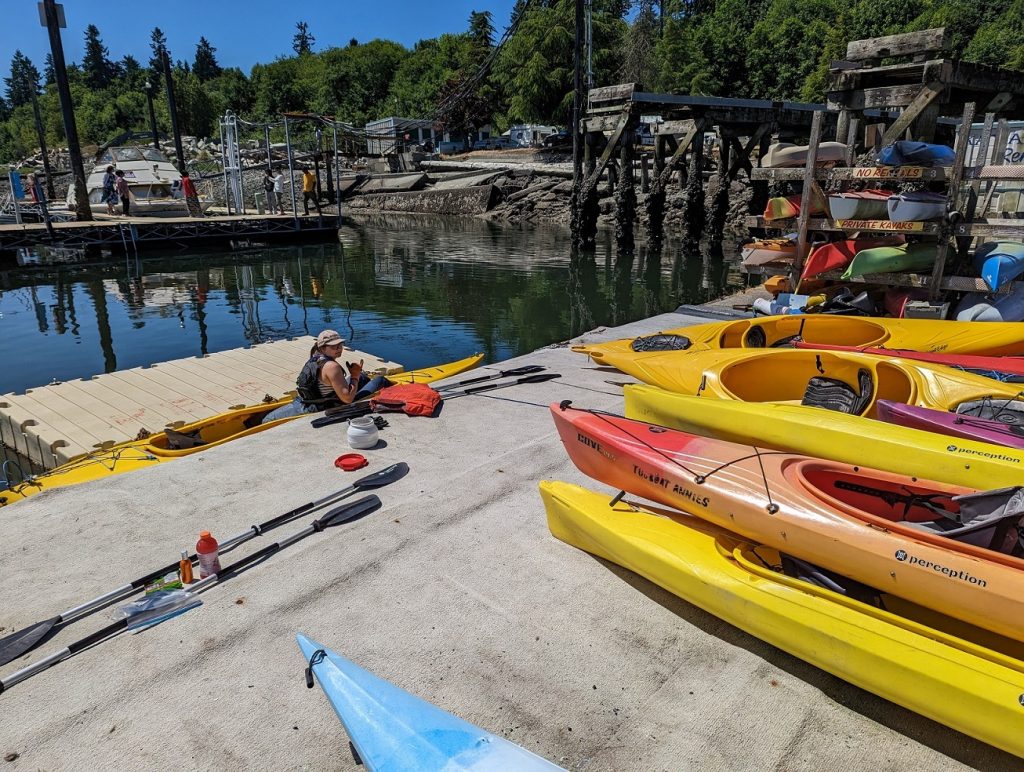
[1,1,518,83]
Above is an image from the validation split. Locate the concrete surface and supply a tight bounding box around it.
[0,311,1014,771]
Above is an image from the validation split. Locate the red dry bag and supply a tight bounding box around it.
[370,383,441,416]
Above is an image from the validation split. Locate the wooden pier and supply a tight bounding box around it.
[0,213,341,254]
[0,337,400,471]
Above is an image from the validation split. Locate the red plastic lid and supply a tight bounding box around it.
[335,453,368,471]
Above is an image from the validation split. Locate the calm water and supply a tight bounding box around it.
[0,216,746,395]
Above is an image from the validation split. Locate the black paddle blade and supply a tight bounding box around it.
[438,364,545,390]
[353,462,409,490]
[318,494,382,528]
[0,616,61,667]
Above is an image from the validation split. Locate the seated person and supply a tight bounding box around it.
[262,330,387,424]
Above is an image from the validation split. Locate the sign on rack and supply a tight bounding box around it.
[852,167,925,179]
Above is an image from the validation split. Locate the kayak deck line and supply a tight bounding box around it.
[0,337,401,471]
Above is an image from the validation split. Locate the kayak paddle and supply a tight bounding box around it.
[0,463,407,668]
[310,373,562,428]
[434,364,545,391]
[0,495,382,693]
[447,372,561,397]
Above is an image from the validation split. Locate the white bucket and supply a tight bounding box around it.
[346,416,379,449]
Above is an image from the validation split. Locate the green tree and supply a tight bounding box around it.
[149,27,170,86]
[43,53,55,86]
[82,24,115,88]
[620,0,659,87]
[4,51,40,108]
[293,22,316,55]
[193,37,222,81]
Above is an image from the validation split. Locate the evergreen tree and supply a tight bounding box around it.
[469,10,495,50]
[0,96,9,122]
[193,37,222,81]
[4,51,40,108]
[43,53,55,85]
[293,21,315,55]
[82,24,115,88]
[349,37,359,48]
[620,0,659,87]
[149,27,170,86]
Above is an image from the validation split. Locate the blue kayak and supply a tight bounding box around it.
[876,141,955,167]
[973,241,1024,292]
[297,634,564,771]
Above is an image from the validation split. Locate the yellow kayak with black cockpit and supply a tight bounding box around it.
[0,353,483,507]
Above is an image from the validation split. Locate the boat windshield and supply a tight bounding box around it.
[110,147,145,162]
[142,148,169,163]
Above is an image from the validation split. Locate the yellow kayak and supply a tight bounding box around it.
[0,353,483,507]
[540,480,1024,758]
[623,384,1024,489]
[573,315,1024,361]
[604,347,1023,418]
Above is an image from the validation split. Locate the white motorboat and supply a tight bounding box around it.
[68,145,211,217]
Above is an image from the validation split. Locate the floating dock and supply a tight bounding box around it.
[0,213,341,253]
[0,337,400,470]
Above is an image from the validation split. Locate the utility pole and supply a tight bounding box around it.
[570,0,585,243]
[30,90,56,200]
[41,0,91,220]
[144,81,160,150]
[161,50,186,174]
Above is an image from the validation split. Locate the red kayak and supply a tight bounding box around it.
[801,237,903,280]
[793,341,1024,380]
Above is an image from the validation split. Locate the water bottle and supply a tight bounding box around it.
[196,531,222,579]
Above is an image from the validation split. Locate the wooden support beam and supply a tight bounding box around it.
[928,102,975,300]
[585,108,632,190]
[588,83,637,104]
[879,82,944,146]
[793,110,824,283]
[656,118,706,190]
[726,123,771,179]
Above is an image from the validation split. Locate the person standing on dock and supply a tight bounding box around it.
[302,168,320,216]
[181,171,202,218]
[261,330,388,423]
[273,169,287,214]
[102,165,117,215]
[263,169,278,214]
[114,170,131,217]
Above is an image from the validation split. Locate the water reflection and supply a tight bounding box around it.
[0,216,746,394]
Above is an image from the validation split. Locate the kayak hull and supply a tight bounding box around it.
[550,403,1024,641]
[297,634,562,771]
[572,315,1024,362]
[876,399,1024,450]
[741,238,796,268]
[761,141,849,168]
[841,243,935,279]
[801,237,902,280]
[956,283,1024,322]
[828,191,891,220]
[886,190,947,222]
[540,481,1024,758]
[974,241,1024,292]
[594,347,1024,418]
[791,341,1024,379]
[623,383,1024,488]
[0,353,484,507]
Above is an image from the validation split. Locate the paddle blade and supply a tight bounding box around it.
[352,462,409,490]
[0,616,60,667]
[318,495,381,528]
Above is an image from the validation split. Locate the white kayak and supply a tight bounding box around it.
[297,634,564,771]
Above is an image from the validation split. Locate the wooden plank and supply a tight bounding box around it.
[879,82,944,146]
[845,28,949,62]
[928,101,975,300]
[582,115,624,133]
[588,83,637,103]
[657,120,696,136]
[726,124,771,178]
[977,118,1010,217]
[831,83,939,111]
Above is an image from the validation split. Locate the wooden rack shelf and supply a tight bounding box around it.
[746,216,942,235]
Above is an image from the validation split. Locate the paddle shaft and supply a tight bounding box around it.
[0,496,380,693]
[2,463,404,657]
[311,373,561,428]
[434,365,544,391]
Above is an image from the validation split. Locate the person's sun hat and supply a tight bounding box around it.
[316,329,345,348]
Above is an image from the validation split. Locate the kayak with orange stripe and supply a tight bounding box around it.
[550,402,1024,642]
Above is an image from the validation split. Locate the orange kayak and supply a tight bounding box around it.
[550,402,1024,642]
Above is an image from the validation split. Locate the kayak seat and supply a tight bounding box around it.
[630,333,691,352]
[956,398,1024,425]
[780,553,882,607]
[801,369,874,415]
[164,428,206,450]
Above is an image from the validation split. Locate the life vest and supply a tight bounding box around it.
[296,353,340,408]
[370,383,441,416]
